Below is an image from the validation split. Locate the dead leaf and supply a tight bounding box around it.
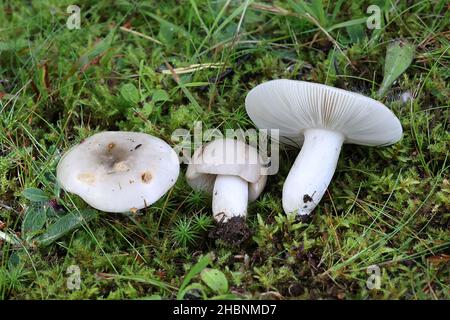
[122,20,132,29]
[427,254,450,265]
[95,272,114,279]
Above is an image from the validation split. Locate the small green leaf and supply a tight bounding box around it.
[0,39,28,52]
[120,83,140,104]
[142,102,153,116]
[22,206,47,238]
[67,33,113,77]
[177,283,208,300]
[152,89,170,103]
[158,21,176,45]
[177,253,212,299]
[8,253,21,270]
[22,188,50,202]
[378,40,415,98]
[201,268,228,294]
[145,12,190,39]
[37,209,96,246]
[346,23,365,43]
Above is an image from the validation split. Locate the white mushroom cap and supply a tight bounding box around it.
[245,79,403,216]
[186,138,267,201]
[57,131,180,213]
[245,79,402,146]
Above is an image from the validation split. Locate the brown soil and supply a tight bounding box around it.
[209,216,251,247]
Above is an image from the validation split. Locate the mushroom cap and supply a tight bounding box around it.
[245,79,403,147]
[186,138,267,202]
[57,131,180,213]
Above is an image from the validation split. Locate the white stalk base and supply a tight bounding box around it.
[212,175,248,222]
[282,128,344,216]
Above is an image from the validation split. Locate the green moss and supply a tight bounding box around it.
[0,0,448,300]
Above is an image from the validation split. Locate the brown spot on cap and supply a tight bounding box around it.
[112,161,129,172]
[78,173,96,185]
[107,142,115,151]
[141,171,152,183]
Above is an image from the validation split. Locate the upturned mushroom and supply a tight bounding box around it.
[57,131,180,213]
[245,79,402,216]
[186,138,267,223]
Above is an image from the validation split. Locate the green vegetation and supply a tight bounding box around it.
[0,0,449,299]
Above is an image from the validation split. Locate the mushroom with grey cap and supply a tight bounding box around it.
[245,79,403,216]
[186,138,267,223]
[57,131,180,213]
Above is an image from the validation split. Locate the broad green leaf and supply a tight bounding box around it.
[177,283,208,300]
[22,206,47,238]
[152,89,170,103]
[145,12,190,39]
[378,40,415,98]
[158,21,176,45]
[37,209,96,246]
[8,253,21,270]
[120,83,140,104]
[201,268,228,294]
[177,253,212,299]
[22,188,50,202]
[0,39,28,52]
[142,102,153,116]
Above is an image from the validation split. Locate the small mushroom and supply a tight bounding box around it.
[186,138,267,222]
[57,131,180,212]
[245,79,402,216]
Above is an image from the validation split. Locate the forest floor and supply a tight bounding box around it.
[0,0,448,299]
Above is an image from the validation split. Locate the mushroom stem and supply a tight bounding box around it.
[212,175,248,222]
[283,128,344,216]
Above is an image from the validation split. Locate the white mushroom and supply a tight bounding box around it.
[57,131,180,212]
[245,79,402,216]
[186,138,267,222]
